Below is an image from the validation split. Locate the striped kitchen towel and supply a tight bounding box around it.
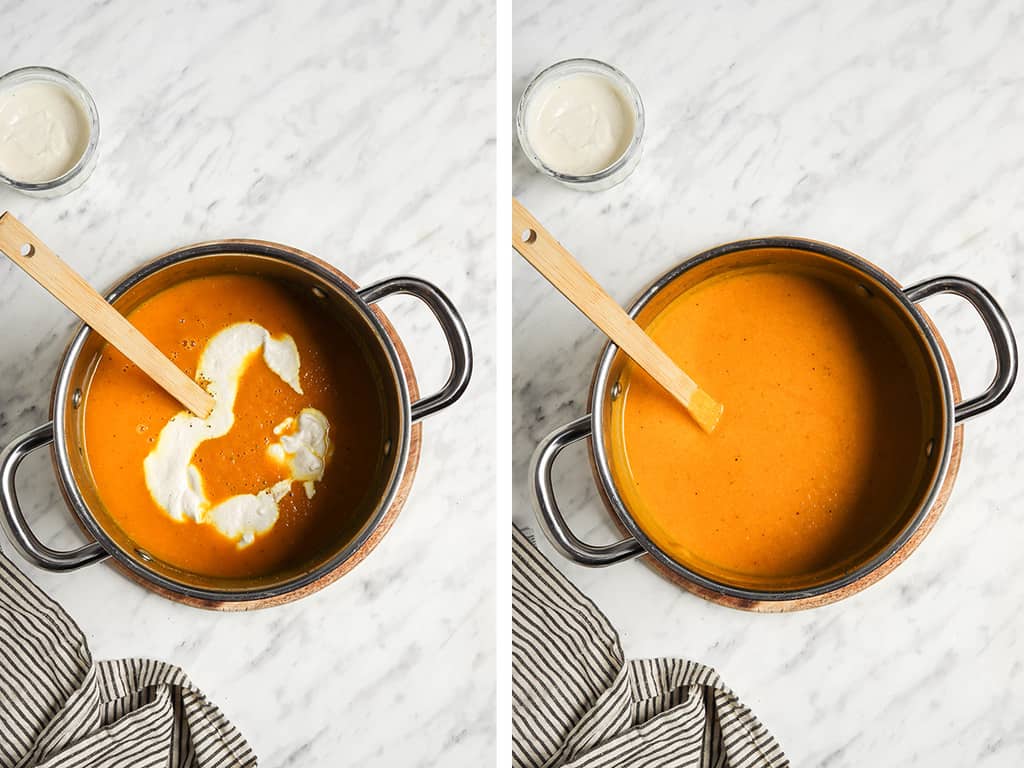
[512,526,788,768]
[0,552,256,768]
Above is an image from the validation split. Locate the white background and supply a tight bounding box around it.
[0,0,495,764]
[512,1,1023,766]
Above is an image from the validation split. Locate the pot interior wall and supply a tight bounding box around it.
[57,253,405,595]
[599,246,950,593]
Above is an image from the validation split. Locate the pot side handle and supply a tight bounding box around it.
[0,422,108,571]
[905,275,1018,423]
[531,415,645,567]
[358,277,473,422]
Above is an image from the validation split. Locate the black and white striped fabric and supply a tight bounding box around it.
[513,527,788,768]
[0,552,256,768]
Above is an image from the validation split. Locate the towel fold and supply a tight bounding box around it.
[512,526,788,768]
[0,551,256,768]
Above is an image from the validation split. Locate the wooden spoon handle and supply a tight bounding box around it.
[512,199,722,433]
[0,212,215,419]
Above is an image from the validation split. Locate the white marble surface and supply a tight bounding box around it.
[0,0,494,764]
[513,1,1023,765]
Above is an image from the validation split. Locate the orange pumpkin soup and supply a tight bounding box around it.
[608,261,938,587]
[83,274,385,579]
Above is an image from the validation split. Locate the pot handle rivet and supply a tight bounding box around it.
[0,422,108,572]
[531,415,645,567]
[905,275,1018,423]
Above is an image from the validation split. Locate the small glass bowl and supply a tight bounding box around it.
[0,66,100,198]
[516,58,645,191]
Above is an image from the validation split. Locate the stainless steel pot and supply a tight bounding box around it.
[0,239,472,607]
[533,238,1016,605]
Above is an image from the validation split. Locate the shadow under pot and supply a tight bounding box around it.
[0,240,472,609]
[533,238,1016,611]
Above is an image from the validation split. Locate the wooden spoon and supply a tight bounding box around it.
[0,212,215,419]
[512,199,723,433]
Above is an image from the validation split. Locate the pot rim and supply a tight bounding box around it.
[50,239,413,603]
[589,236,955,601]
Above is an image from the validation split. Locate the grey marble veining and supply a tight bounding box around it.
[0,0,494,764]
[513,1,1024,766]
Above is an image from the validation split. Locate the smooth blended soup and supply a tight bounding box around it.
[84,274,385,579]
[609,263,935,586]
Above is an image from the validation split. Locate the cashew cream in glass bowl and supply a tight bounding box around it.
[517,58,644,191]
[0,67,99,197]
